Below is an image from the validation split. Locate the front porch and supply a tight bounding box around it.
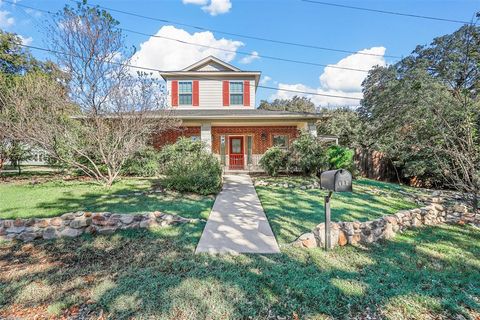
[151,110,327,171]
[214,154,263,172]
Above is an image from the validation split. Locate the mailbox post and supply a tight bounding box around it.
[319,169,353,250]
[324,191,333,250]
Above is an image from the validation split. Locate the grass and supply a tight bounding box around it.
[0,174,478,318]
[255,176,420,244]
[0,177,214,220]
[0,223,478,319]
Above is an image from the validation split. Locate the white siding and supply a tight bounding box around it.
[167,76,256,109]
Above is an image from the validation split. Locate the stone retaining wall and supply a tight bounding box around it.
[0,211,199,242]
[292,200,480,249]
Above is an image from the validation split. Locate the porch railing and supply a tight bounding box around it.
[214,154,264,172]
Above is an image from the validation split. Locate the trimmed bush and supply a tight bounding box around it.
[159,138,222,195]
[327,145,355,172]
[122,147,161,177]
[259,146,288,176]
[290,132,328,175]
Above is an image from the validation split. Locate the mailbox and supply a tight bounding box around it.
[319,169,353,250]
[320,169,352,192]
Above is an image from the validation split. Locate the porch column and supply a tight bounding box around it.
[200,122,212,153]
[307,121,318,137]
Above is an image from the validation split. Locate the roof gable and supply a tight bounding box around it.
[182,56,241,72]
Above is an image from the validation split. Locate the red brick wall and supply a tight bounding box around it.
[152,126,201,149]
[212,126,298,154]
[152,125,299,153]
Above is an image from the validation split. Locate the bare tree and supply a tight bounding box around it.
[429,22,480,211]
[1,2,176,186]
[431,101,479,211]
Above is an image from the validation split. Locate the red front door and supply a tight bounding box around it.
[229,136,244,170]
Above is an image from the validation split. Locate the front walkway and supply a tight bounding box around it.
[195,174,280,254]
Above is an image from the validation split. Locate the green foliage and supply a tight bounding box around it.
[359,26,480,191]
[122,147,161,177]
[259,147,288,176]
[260,132,333,177]
[326,145,354,172]
[258,95,316,113]
[7,141,31,174]
[159,138,222,195]
[289,132,328,175]
[0,30,65,85]
[317,107,369,149]
[0,30,34,76]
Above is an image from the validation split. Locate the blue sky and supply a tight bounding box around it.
[0,0,478,107]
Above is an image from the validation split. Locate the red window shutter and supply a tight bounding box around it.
[243,80,250,106]
[193,80,199,106]
[171,80,178,107]
[222,80,229,106]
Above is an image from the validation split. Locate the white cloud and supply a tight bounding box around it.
[272,83,364,108]
[202,0,232,15]
[25,8,43,18]
[239,51,259,64]
[0,10,14,28]
[320,47,386,92]
[182,0,207,4]
[19,35,32,45]
[131,25,243,72]
[271,47,387,107]
[183,0,232,15]
[260,75,271,85]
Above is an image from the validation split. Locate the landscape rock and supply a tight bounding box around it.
[337,230,348,246]
[18,232,39,242]
[43,227,58,240]
[3,220,13,228]
[6,226,26,234]
[0,209,194,243]
[289,198,478,249]
[70,217,91,229]
[60,227,83,238]
[299,232,317,248]
[61,212,76,220]
[50,218,63,226]
[13,219,25,227]
[119,215,134,224]
[35,219,50,228]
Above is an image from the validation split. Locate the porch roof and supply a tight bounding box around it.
[149,109,325,121]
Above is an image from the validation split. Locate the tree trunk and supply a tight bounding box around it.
[473,194,478,213]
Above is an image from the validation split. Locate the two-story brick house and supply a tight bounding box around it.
[155,56,324,171]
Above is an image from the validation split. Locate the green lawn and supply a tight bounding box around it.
[0,178,214,220]
[1,223,478,319]
[255,177,420,243]
[1,175,478,319]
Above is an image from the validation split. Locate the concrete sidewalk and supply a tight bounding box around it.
[195,174,280,254]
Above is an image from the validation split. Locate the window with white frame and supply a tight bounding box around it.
[179,81,192,105]
[273,135,288,148]
[229,81,243,105]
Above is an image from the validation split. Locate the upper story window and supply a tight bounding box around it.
[230,81,243,105]
[179,81,192,105]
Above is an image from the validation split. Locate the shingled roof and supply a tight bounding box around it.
[148,109,325,120]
